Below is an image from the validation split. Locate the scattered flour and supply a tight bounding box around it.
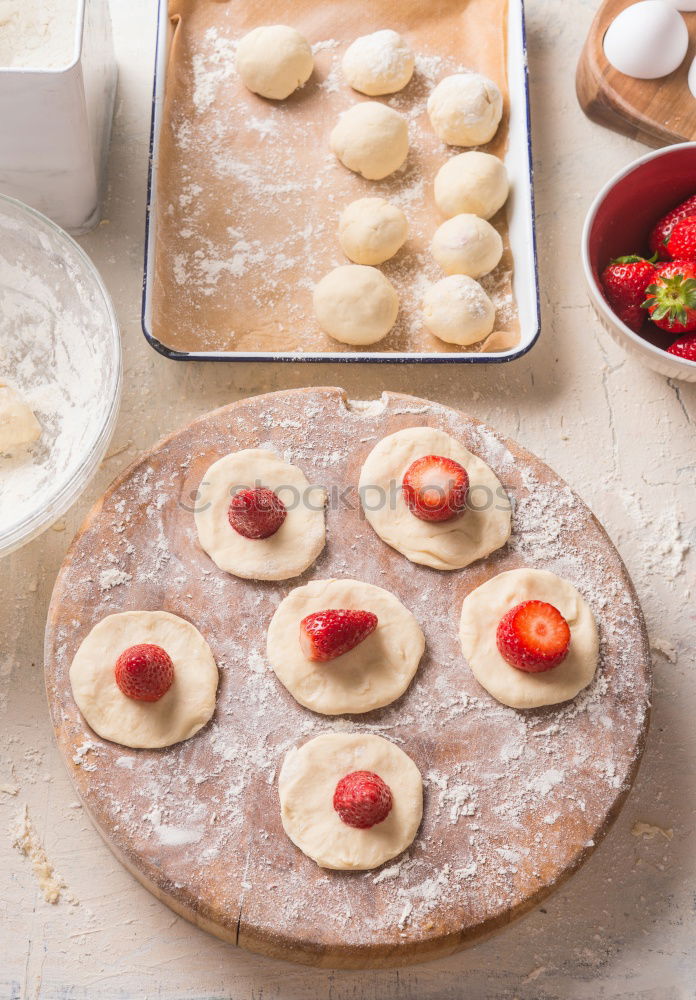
[0,0,77,69]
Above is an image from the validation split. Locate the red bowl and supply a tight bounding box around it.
[582,142,696,380]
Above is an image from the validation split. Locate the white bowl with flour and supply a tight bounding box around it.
[0,194,121,556]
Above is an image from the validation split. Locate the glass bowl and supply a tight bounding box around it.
[0,194,121,557]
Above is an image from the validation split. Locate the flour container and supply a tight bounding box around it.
[0,0,117,234]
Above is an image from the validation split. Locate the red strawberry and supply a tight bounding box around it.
[228,487,286,539]
[299,609,378,662]
[666,215,696,262]
[600,255,656,333]
[333,770,393,829]
[643,261,696,334]
[496,601,571,673]
[402,455,469,523]
[115,643,174,702]
[650,193,696,260]
[667,334,696,362]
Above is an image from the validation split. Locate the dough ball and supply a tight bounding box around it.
[235,25,313,100]
[434,151,509,220]
[69,611,219,749]
[460,568,599,709]
[430,214,503,278]
[359,426,511,571]
[338,197,408,265]
[0,383,41,454]
[422,274,495,346]
[266,578,425,715]
[330,102,408,180]
[313,264,399,345]
[341,29,415,96]
[427,72,503,147]
[194,449,326,581]
[279,732,423,870]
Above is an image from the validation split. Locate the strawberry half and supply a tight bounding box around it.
[666,215,696,262]
[228,487,287,539]
[402,454,469,523]
[667,334,696,362]
[333,770,393,829]
[299,609,378,662]
[600,255,656,333]
[650,193,696,260]
[643,261,696,334]
[115,643,174,701]
[496,600,571,673]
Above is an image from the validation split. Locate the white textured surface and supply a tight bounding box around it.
[1,1,694,997]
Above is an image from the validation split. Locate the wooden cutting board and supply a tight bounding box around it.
[576,0,696,147]
[44,388,651,969]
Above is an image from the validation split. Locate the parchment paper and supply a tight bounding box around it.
[153,0,518,356]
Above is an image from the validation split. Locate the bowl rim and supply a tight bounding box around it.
[0,192,122,557]
[581,140,696,370]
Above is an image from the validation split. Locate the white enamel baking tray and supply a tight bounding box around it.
[142,0,539,363]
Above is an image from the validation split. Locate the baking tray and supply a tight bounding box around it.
[142,0,539,363]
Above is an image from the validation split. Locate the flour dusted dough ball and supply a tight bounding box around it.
[313,265,399,345]
[330,102,408,180]
[279,733,423,870]
[427,72,503,147]
[431,214,503,278]
[342,29,415,96]
[460,569,599,709]
[0,383,41,454]
[434,151,509,220]
[338,198,408,265]
[236,25,313,100]
[423,274,495,346]
[69,611,219,749]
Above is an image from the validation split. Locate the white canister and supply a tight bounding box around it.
[0,0,117,234]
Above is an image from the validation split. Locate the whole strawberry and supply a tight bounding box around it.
[667,334,696,362]
[643,261,696,334]
[600,255,656,333]
[666,215,696,262]
[228,486,287,539]
[115,643,174,702]
[333,770,393,829]
[650,193,696,260]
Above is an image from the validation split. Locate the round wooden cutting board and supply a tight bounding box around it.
[45,388,651,969]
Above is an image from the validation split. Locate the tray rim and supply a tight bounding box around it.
[140,0,541,364]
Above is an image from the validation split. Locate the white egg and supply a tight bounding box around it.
[662,0,696,11]
[689,54,696,97]
[603,1,689,79]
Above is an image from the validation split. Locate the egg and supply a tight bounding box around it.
[689,54,696,97]
[603,1,689,79]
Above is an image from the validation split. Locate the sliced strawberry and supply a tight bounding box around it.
[333,770,393,829]
[402,454,469,523]
[299,609,378,662]
[115,643,174,702]
[666,215,696,262]
[228,487,287,539]
[643,261,696,334]
[667,334,696,362]
[600,255,656,333]
[496,600,571,673]
[650,193,696,260]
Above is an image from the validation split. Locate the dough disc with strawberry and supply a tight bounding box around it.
[279,732,423,870]
[69,611,219,748]
[460,568,599,710]
[266,578,425,715]
[358,427,511,571]
[194,449,326,581]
